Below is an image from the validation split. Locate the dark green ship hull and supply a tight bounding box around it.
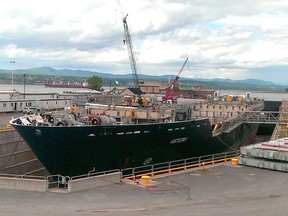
[11,118,258,177]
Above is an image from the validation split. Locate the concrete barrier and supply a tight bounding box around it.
[0,176,48,192]
[68,172,121,192]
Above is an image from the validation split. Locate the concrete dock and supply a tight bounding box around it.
[0,163,287,216]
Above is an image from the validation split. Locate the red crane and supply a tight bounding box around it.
[162,57,189,102]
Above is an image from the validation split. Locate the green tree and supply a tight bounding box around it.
[87,76,102,91]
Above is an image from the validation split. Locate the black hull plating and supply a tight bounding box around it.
[12,118,258,177]
[13,118,215,176]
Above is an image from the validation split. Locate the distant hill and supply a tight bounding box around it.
[194,77,274,86]
[0,67,110,78]
[0,67,284,90]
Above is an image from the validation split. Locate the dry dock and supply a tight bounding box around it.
[1,102,288,215]
[0,162,287,216]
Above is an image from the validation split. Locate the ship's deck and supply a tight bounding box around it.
[0,162,287,216]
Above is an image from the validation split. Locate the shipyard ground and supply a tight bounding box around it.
[0,163,287,216]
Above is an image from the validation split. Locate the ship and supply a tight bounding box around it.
[44,81,88,88]
[9,95,264,177]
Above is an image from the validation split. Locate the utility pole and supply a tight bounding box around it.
[23,73,26,99]
[10,60,15,89]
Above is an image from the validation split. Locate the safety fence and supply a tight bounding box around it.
[0,151,240,192]
[122,150,240,180]
[46,168,121,190]
[70,168,120,180]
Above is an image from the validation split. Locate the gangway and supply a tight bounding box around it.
[222,111,288,126]
[242,111,286,124]
[213,111,288,136]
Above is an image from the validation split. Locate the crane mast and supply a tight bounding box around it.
[122,14,140,90]
[162,57,189,102]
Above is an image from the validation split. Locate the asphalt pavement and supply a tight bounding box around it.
[0,163,287,216]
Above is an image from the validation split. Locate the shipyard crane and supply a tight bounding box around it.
[122,14,143,105]
[162,57,189,102]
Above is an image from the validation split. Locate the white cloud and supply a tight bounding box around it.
[3,44,30,58]
[1,0,288,83]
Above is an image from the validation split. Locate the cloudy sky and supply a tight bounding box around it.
[1,0,288,83]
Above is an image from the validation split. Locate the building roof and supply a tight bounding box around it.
[122,87,144,95]
[139,81,160,87]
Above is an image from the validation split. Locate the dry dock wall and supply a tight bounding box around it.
[0,129,48,176]
[68,172,122,192]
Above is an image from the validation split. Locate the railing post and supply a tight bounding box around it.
[184,159,187,170]
[151,164,155,176]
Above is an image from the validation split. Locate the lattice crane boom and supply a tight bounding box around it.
[122,14,140,89]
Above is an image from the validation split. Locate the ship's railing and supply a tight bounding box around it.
[121,150,240,179]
